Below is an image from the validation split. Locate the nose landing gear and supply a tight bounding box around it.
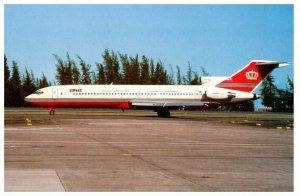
[48,108,56,115]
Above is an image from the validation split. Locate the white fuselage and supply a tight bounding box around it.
[25,84,256,110]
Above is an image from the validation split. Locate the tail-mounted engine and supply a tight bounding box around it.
[205,91,236,100]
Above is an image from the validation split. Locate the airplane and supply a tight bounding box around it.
[25,60,288,117]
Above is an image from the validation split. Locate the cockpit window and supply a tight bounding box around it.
[34,90,44,94]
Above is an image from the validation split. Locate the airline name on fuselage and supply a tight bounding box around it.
[70,89,82,92]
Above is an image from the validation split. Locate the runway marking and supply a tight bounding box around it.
[25,118,32,126]
[5,127,58,131]
[87,122,186,126]
[4,140,292,147]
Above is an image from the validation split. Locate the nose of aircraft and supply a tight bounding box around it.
[25,94,33,103]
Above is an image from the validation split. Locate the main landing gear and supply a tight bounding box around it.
[155,109,171,118]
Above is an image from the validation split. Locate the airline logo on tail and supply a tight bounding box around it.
[245,70,259,80]
[216,60,288,93]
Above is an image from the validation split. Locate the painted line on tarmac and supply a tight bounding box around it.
[5,127,58,131]
[4,140,291,147]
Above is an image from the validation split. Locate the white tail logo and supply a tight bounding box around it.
[245,70,258,80]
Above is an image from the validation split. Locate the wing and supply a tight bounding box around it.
[129,99,212,109]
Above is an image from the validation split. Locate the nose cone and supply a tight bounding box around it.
[25,94,34,103]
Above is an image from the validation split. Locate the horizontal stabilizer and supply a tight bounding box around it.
[256,61,289,67]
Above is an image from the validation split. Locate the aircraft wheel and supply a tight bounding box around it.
[49,109,55,115]
[157,109,170,118]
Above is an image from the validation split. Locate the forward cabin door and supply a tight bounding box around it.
[52,88,58,99]
[194,90,201,99]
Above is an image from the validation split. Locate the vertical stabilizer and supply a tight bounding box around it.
[216,60,288,92]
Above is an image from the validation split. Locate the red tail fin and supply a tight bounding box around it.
[216,60,288,93]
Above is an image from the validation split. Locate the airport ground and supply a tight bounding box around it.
[4,108,293,191]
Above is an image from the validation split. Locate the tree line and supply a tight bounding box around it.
[54,50,172,85]
[4,49,293,112]
[53,49,203,86]
[4,55,50,107]
[260,75,293,112]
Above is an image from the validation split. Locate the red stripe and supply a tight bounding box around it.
[31,101,131,109]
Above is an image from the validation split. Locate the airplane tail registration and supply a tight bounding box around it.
[216,60,288,93]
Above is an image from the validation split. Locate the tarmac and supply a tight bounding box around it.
[4,108,294,191]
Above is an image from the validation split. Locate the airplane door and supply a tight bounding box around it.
[194,90,202,99]
[146,92,151,99]
[137,91,142,99]
[52,88,58,99]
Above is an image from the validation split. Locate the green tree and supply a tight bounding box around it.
[4,55,12,106]
[111,50,122,84]
[181,63,200,85]
[39,73,50,88]
[54,54,67,85]
[54,53,74,85]
[119,53,130,84]
[10,61,24,106]
[286,76,294,112]
[96,63,106,84]
[185,62,193,84]
[102,49,115,84]
[119,52,141,84]
[149,59,156,84]
[200,66,210,76]
[72,63,81,84]
[140,55,150,84]
[168,64,175,85]
[176,65,182,85]
[260,75,277,109]
[91,71,97,84]
[22,69,36,97]
[77,55,92,84]
[154,61,163,84]
[273,76,293,112]
[65,53,74,84]
[190,71,200,85]
[153,60,169,84]
[129,55,140,84]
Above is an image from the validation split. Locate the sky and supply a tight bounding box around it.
[4,4,293,90]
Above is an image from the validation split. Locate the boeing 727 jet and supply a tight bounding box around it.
[25,60,288,117]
